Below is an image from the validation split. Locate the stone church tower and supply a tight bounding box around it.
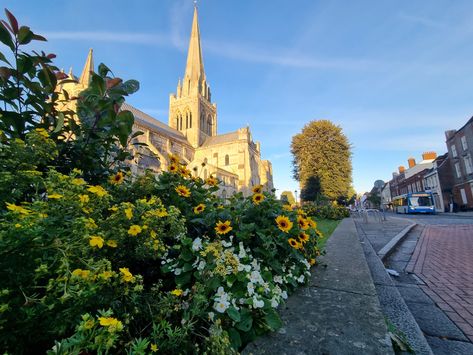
[168,7,217,148]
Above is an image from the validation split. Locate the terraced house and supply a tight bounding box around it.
[56,7,273,197]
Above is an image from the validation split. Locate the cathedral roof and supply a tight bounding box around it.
[201,131,239,147]
[121,103,189,143]
[184,7,206,86]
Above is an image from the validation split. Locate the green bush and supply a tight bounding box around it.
[302,202,350,220]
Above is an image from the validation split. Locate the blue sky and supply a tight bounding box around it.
[6,0,473,194]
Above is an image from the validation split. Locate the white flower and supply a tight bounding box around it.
[297,275,305,283]
[244,265,251,272]
[208,312,215,321]
[247,282,255,296]
[271,299,279,308]
[238,242,247,258]
[253,296,264,308]
[222,240,232,248]
[250,270,263,284]
[302,259,311,269]
[274,276,283,284]
[216,286,226,297]
[281,291,288,299]
[239,298,246,304]
[251,259,260,271]
[174,268,182,275]
[192,237,203,251]
[214,300,229,313]
[197,260,206,271]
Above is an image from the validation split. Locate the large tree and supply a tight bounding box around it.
[291,120,352,201]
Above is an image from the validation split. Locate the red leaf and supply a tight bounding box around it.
[46,53,56,59]
[4,9,18,34]
[106,77,122,89]
[55,71,68,80]
[0,66,11,80]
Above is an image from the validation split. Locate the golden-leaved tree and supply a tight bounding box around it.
[291,120,352,201]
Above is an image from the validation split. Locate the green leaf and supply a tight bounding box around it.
[236,310,253,332]
[0,52,10,65]
[98,63,110,77]
[122,79,140,95]
[182,262,193,273]
[18,26,33,45]
[227,328,242,349]
[264,308,282,330]
[0,21,14,50]
[227,307,241,322]
[53,112,65,133]
[175,271,191,286]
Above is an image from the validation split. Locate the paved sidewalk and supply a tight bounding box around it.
[406,225,473,342]
[244,218,393,354]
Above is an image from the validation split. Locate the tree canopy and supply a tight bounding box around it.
[291,120,352,201]
[280,190,296,205]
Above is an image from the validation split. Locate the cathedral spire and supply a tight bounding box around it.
[79,48,94,86]
[184,7,205,85]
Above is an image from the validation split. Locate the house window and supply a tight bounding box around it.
[225,154,230,166]
[455,162,462,178]
[451,145,458,157]
[464,155,473,174]
[461,136,468,151]
[460,188,468,205]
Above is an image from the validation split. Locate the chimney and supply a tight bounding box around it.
[392,172,399,179]
[408,157,416,168]
[445,130,457,140]
[398,166,405,173]
[422,151,437,161]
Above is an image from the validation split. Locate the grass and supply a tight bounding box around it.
[314,218,341,251]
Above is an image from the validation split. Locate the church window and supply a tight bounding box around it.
[186,113,189,129]
[179,115,183,130]
[189,112,192,128]
[225,155,229,166]
[175,116,179,130]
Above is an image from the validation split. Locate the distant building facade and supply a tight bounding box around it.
[423,153,454,212]
[445,117,473,210]
[57,7,273,197]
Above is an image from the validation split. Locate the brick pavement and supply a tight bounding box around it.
[406,225,473,342]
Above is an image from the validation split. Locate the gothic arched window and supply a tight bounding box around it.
[225,154,229,166]
[189,112,192,128]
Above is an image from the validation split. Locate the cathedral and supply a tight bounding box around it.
[58,7,273,197]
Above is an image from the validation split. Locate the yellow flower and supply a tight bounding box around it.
[99,271,113,280]
[288,238,302,249]
[193,204,206,214]
[72,268,91,279]
[79,194,90,204]
[85,218,98,229]
[309,258,316,266]
[72,168,83,174]
[175,185,191,197]
[150,343,158,352]
[128,225,142,236]
[14,223,21,228]
[110,171,124,185]
[252,185,263,194]
[48,193,63,199]
[87,185,108,197]
[106,240,118,248]
[169,153,180,164]
[6,202,31,215]
[297,209,306,216]
[307,217,317,229]
[252,193,265,205]
[89,236,104,248]
[124,207,133,220]
[299,232,310,243]
[84,319,95,330]
[205,176,218,186]
[72,178,86,186]
[168,163,179,173]
[297,216,309,230]
[215,220,232,235]
[119,267,134,282]
[34,128,49,138]
[282,204,293,212]
[82,207,92,214]
[275,215,293,233]
[98,317,123,332]
[171,288,183,296]
[109,206,119,212]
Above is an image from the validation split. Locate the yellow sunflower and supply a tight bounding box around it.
[307,217,317,229]
[252,193,265,205]
[194,203,206,214]
[288,238,302,249]
[110,171,124,185]
[275,215,293,233]
[206,176,218,186]
[299,232,310,243]
[282,204,293,212]
[175,185,191,197]
[252,184,263,194]
[168,163,179,173]
[215,220,233,235]
[297,215,310,230]
[168,153,180,164]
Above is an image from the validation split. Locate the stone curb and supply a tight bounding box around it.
[378,223,417,262]
[357,220,434,355]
